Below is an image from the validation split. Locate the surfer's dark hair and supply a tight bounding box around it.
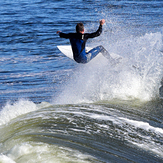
[76,23,84,33]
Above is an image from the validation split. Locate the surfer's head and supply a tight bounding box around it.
[76,23,84,33]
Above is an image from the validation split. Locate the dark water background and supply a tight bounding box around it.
[0,0,163,162]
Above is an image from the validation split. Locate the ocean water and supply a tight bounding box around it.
[0,0,163,162]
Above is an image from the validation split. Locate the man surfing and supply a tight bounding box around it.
[57,19,111,64]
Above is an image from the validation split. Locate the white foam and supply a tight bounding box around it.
[2,142,95,163]
[0,99,38,126]
[0,154,16,163]
[53,31,163,104]
[119,117,163,135]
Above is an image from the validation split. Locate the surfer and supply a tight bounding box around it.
[56,19,111,63]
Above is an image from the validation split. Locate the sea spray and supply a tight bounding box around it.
[53,30,163,104]
[0,99,38,126]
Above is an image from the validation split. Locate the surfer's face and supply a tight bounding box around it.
[79,29,84,34]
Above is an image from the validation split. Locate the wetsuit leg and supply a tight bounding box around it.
[86,45,111,62]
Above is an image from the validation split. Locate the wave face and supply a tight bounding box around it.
[0,100,163,163]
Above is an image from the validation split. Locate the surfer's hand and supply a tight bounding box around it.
[57,31,61,34]
[100,19,105,25]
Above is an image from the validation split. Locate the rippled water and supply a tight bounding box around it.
[0,0,163,162]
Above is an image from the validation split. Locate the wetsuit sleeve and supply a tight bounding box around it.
[86,24,102,39]
[59,32,70,39]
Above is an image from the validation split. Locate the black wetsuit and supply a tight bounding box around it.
[59,24,107,63]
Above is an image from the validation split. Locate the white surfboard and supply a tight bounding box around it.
[57,45,122,62]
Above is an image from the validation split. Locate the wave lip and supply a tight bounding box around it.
[0,99,38,126]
